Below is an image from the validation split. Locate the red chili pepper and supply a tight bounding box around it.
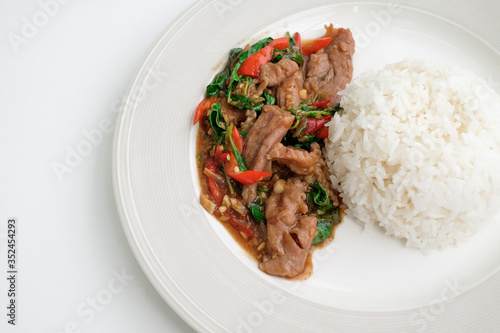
[205,159,224,205]
[214,143,228,168]
[315,126,329,139]
[230,170,273,185]
[302,36,333,55]
[193,96,216,125]
[231,126,244,153]
[268,37,290,50]
[237,37,290,78]
[293,32,301,49]
[224,153,272,185]
[224,210,255,238]
[310,97,331,108]
[305,116,333,136]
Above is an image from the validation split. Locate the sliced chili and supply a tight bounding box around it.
[293,32,301,49]
[224,153,272,185]
[231,126,245,153]
[193,97,216,125]
[305,116,332,136]
[315,126,329,139]
[237,37,290,78]
[205,159,224,205]
[302,36,332,55]
[310,97,331,108]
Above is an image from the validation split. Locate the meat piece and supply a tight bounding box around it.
[303,27,355,107]
[267,142,321,175]
[259,58,299,87]
[259,178,317,278]
[276,70,304,110]
[306,52,331,78]
[242,105,295,204]
[218,95,246,125]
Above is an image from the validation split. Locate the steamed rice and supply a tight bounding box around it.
[325,59,500,250]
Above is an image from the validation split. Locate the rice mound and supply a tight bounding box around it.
[325,59,500,250]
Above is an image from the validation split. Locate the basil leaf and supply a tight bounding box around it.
[206,48,244,98]
[263,91,275,106]
[231,139,248,171]
[249,204,266,223]
[228,47,244,66]
[312,215,332,245]
[307,182,333,211]
[228,37,273,99]
[312,210,341,245]
[208,103,226,143]
[206,71,229,98]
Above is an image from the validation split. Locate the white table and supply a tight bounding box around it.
[1,1,197,332]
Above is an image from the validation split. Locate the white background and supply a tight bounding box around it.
[1,0,197,332]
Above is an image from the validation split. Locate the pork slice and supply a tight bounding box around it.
[242,105,295,204]
[260,178,317,278]
[306,52,331,78]
[259,58,299,87]
[276,70,304,110]
[218,95,246,125]
[267,142,321,175]
[303,28,355,106]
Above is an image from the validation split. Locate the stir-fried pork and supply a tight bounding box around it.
[303,27,355,106]
[260,178,317,278]
[268,142,321,175]
[242,105,295,204]
[276,70,304,110]
[259,57,300,87]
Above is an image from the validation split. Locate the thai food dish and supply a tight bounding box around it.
[194,24,354,279]
[193,23,500,278]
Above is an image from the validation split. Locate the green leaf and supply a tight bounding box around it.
[208,103,226,143]
[239,130,249,139]
[206,48,243,98]
[263,91,275,106]
[249,204,266,223]
[206,70,229,98]
[307,182,333,211]
[228,47,244,64]
[312,211,340,245]
[312,215,333,245]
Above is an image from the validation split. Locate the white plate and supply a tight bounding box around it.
[113,0,500,332]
